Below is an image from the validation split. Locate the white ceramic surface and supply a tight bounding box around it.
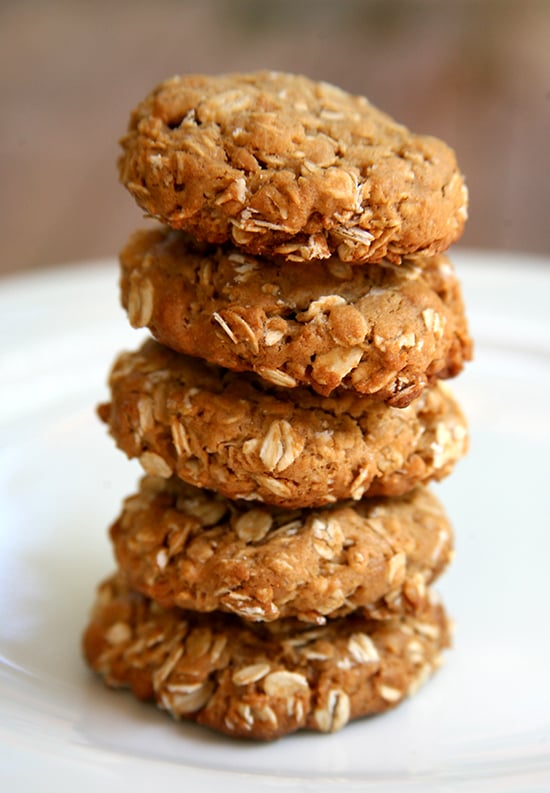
[1,251,549,792]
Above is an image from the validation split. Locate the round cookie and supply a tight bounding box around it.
[118,71,467,264]
[99,338,468,508]
[109,476,453,623]
[83,572,451,740]
[120,228,472,404]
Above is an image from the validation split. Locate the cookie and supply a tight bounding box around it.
[118,71,467,264]
[99,338,468,507]
[120,229,472,404]
[83,572,450,740]
[110,476,453,622]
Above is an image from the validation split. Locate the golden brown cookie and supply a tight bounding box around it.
[119,229,472,404]
[99,338,468,508]
[118,71,467,264]
[109,476,453,623]
[83,572,451,740]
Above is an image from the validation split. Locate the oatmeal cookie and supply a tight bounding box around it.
[119,229,472,404]
[109,476,453,623]
[83,572,450,740]
[118,71,467,264]
[99,338,468,507]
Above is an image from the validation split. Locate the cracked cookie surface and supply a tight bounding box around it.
[118,71,467,264]
[108,476,453,623]
[119,229,472,404]
[99,338,468,507]
[83,572,450,740]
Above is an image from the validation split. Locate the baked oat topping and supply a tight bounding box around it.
[119,71,467,264]
[108,475,454,623]
[101,338,468,508]
[83,573,451,740]
[119,229,472,403]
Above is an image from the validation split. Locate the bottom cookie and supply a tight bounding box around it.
[83,573,451,741]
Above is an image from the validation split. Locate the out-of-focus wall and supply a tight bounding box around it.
[1,0,548,275]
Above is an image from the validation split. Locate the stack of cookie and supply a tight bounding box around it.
[83,72,472,740]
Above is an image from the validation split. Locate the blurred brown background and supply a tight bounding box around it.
[1,0,549,277]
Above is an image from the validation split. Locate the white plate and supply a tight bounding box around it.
[1,251,549,792]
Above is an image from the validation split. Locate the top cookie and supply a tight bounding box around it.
[118,71,467,264]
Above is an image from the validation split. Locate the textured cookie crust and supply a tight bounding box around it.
[118,71,467,264]
[109,476,453,623]
[83,573,450,740]
[120,229,472,404]
[99,338,468,507]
